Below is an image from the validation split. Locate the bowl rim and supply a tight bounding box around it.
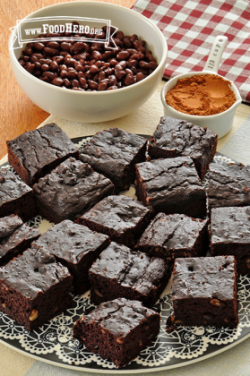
[161,70,242,119]
[9,1,168,96]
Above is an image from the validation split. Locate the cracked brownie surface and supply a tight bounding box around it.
[33,158,115,223]
[73,297,160,368]
[7,123,79,186]
[136,213,208,259]
[208,162,250,210]
[0,168,36,221]
[148,117,217,180]
[32,220,110,294]
[135,156,207,218]
[171,256,238,327]
[210,206,250,275]
[78,195,153,248]
[0,214,40,266]
[80,128,147,191]
[89,241,172,307]
[0,246,73,330]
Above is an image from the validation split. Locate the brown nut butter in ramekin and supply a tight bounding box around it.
[165,74,236,116]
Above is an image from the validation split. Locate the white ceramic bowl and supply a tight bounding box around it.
[161,36,241,139]
[9,1,168,123]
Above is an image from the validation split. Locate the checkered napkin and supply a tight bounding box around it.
[132,0,250,103]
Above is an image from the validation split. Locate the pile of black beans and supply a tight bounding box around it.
[18,25,158,91]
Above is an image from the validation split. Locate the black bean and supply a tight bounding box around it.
[67,69,78,79]
[98,81,108,91]
[116,51,130,60]
[26,62,35,73]
[107,85,118,90]
[34,42,44,51]
[41,64,50,71]
[42,71,55,80]
[123,38,131,48]
[124,74,136,86]
[115,69,126,80]
[47,41,60,49]
[92,51,102,60]
[30,55,38,63]
[34,61,41,69]
[52,77,64,86]
[90,64,99,74]
[88,80,98,90]
[44,47,57,55]
[136,72,144,81]
[50,61,58,71]
[71,79,80,87]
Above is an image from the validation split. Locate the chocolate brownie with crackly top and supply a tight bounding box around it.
[32,220,110,294]
[0,168,36,222]
[73,298,160,368]
[148,117,217,180]
[0,214,40,266]
[210,206,250,275]
[0,246,73,331]
[7,123,79,186]
[208,162,250,210]
[80,128,147,192]
[89,242,172,307]
[171,256,238,328]
[77,195,153,248]
[33,158,115,223]
[135,156,207,218]
[136,213,208,259]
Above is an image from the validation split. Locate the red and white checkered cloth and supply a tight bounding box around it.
[132,0,250,103]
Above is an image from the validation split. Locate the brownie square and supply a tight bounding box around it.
[171,256,238,328]
[135,156,207,218]
[0,246,73,331]
[210,206,250,275]
[89,242,172,307]
[0,168,36,222]
[79,128,147,192]
[77,195,153,248]
[7,123,79,186]
[33,158,115,223]
[73,298,160,368]
[32,220,110,294]
[136,213,209,259]
[148,117,218,180]
[208,162,250,211]
[0,215,40,266]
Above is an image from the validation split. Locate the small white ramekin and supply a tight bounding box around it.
[161,36,242,139]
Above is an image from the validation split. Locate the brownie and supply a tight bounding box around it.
[148,117,218,180]
[210,206,250,275]
[73,298,160,368]
[135,157,207,218]
[136,213,209,259]
[89,242,172,307]
[0,246,73,331]
[7,123,79,186]
[0,168,36,222]
[77,195,153,248]
[33,158,115,223]
[0,215,40,266]
[32,220,110,294]
[171,256,238,328]
[80,128,147,192]
[208,162,250,211]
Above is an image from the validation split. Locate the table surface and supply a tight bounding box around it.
[1,1,250,376]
